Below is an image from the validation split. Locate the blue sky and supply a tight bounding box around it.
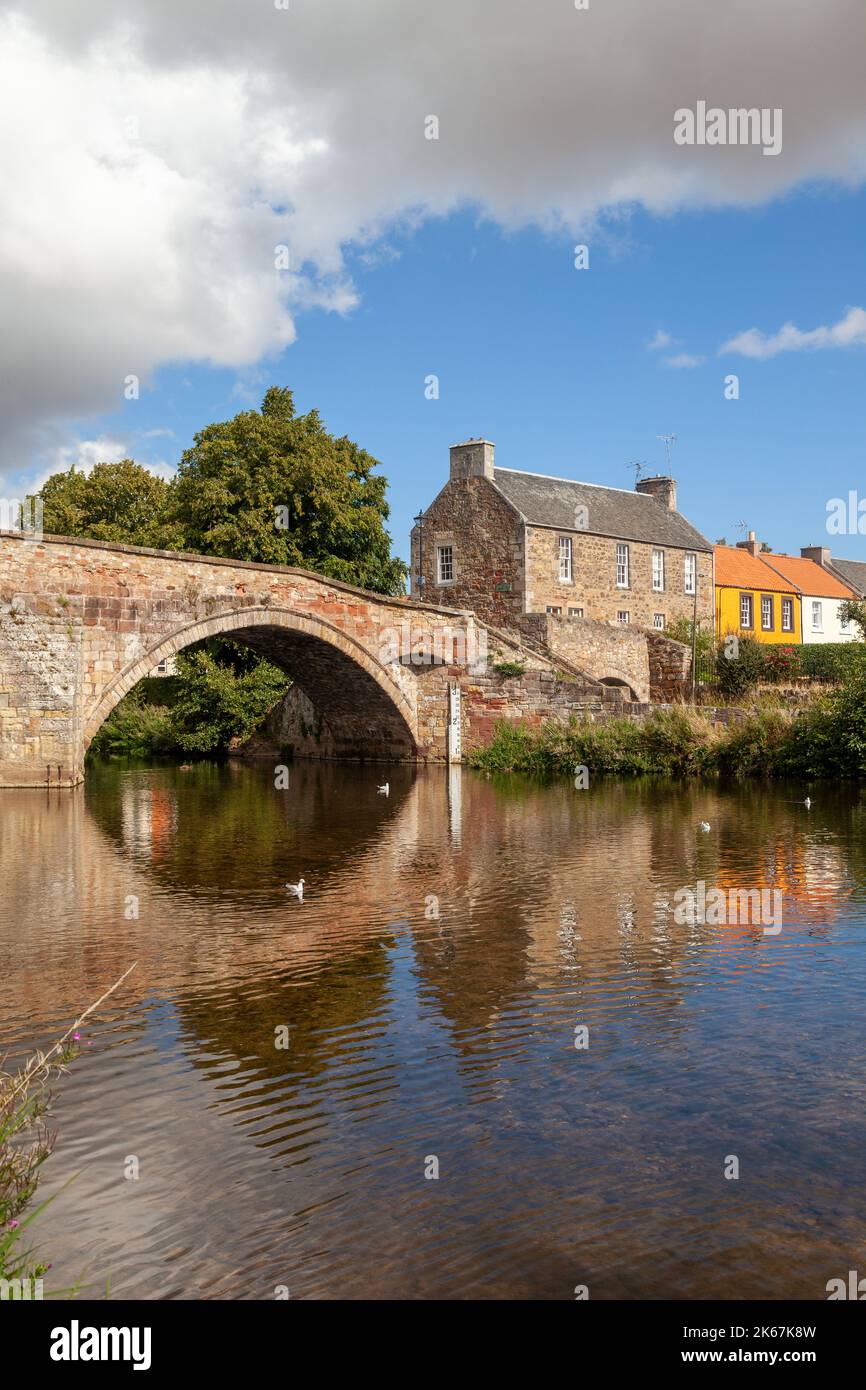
[76,185,866,566]
[3,1,866,569]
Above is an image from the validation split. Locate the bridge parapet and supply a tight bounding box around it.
[1,532,615,785]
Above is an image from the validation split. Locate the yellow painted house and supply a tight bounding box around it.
[714,542,801,644]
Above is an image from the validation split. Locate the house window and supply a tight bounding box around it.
[811,600,823,632]
[781,597,793,632]
[546,605,562,616]
[436,545,454,583]
[616,543,629,588]
[653,613,665,630]
[568,607,584,617]
[652,549,665,592]
[617,610,630,625]
[761,595,774,631]
[684,552,696,595]
[558,535,573,582]
[740,593,753,629]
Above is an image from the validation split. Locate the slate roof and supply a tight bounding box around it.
[492,468,712,551]
[829,556,866,598]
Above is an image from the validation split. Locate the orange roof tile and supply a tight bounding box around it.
[760,553,856,599]
[713,546,797,593]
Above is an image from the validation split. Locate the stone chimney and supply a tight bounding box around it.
[736,530,761,557]
[635,475,677,511]
[800,545,832,569]
[450,438,495,482]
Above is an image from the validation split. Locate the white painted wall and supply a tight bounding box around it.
[800,595,858,643]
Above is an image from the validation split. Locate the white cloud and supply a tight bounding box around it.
[22,434,176,494]
[18,434,128,494]
[2,1,866,479]
[50,436,128,473]
[647,329,674,351]
[663,352,706,368]
[719,306,866,359]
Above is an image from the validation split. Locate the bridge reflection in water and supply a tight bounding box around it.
[2,764,866,1299]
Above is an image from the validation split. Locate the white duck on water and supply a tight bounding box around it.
[699,822,711,833]
[377,782,390,796]
[285,878,305,900]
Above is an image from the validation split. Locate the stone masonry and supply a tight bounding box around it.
[0,531,618,786]
[411,439,712,693]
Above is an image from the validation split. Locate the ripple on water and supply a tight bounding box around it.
[3,764,866,1298]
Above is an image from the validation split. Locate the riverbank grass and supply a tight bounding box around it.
[468,665,866,779]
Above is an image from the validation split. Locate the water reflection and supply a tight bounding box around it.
[2,764,866,1299]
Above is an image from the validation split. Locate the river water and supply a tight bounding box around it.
[2,762,865,1300]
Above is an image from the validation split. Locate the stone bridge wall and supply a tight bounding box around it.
[517,612,652,702]
[0,533,616,785]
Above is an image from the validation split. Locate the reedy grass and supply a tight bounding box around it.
[1,965,136,1289]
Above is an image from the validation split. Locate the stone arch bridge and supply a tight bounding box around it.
[0,532,625,787]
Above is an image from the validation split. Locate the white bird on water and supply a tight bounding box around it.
[285,878,305,900]
[377,782,390,796]
[805,797,812,810]
[699,822,711,833]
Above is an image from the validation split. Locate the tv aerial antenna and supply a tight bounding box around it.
[656,433,677,474]
[626,460,647,483]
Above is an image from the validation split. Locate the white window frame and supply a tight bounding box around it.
[761,595,773,631]
[781,597,793,632]
[740,593,753,629]
[653,613,665,630]
[558,535,573,582]
[568,606,584,617]
[616,543,629,589]
[617,610,630,625]
[811,600,823,632]
[436,544,454,584]
[684,552,696,596]
[546,605,562,616]
[652,549,665,592]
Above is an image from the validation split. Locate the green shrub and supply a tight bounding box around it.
[87,640,292,762]
[795,642,865,684]
[762,644,802,684]
[88,693,180,760]
[467,709,718,778]
[715,634,766,697]
[468,651,866,782]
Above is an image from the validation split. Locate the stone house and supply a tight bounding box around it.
[410,439,713,700]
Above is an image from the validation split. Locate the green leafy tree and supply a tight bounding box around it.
[838,598,866,641]
[168,643,291,754]
[166,387,407,594]
[40,460,182,549]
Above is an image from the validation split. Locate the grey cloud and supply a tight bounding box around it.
[1,0,865,481]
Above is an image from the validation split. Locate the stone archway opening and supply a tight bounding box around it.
[598,675,640,703]
[82,609,419,773]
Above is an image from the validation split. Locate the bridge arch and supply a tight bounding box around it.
[597,672,641,702]
[82,606,419,764]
